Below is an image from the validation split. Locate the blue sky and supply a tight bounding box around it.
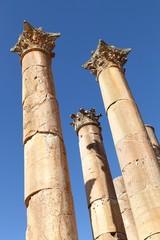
[0,1,160,239]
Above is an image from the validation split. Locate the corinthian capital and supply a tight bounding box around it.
[83,40,131,76]
[70,108,102,134]
[11,21,60,57]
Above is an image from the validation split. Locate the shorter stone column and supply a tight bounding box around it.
[145,125,160,163]
[71,108,127,240]
[114,176,139,240]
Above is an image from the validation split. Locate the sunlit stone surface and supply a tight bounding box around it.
[71,108,127,240]
[114,176,139,240]
[83,40,160,240]
[11,21,78,240]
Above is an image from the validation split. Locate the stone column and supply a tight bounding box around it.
[113,176,139,240]
[83,40,160,240]
[11,21,78,240]
[145,125,160,163]
[70,108,127,240]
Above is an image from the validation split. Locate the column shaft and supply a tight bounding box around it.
[23,51,78,240]
[98,66,160,240]
[114,176,139,240]
[83,40,160,240]
[12,22,78,240]
[71,109,127,240]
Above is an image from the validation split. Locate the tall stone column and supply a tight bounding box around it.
[11,21,78,240]
[83,40,160,240]
[70,108,127,240]
[145,125,160,163]
[113,176,139,240]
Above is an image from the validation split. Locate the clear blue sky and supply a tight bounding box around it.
[0,1,160,239]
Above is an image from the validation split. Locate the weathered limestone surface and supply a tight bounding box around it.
[22,50,62,143]
[71,109,126,240]
[114,176,139,240]
[78,124,116,203]
[26,189,78,240]
[24,133,71,205]
[83,40,160,240]
[12,21,78,240]
[145,125,160,164]
[96,233,127,240]
[97,67,133,111]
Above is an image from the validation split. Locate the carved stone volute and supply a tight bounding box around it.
[83,40,131,76]
[70,108,102,134]
[11,20,60,58]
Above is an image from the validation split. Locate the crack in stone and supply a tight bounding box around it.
[121,207,131,214]
[22,66,30,74]
[107,98,135,112]
[26,187,70,207]
[22,64,47,74]
[118,190,126,197]
[144,232,160,240]
[88,197,117,209]
[23,92,56,107]
[95,232,127,240]
[24,131,64,145]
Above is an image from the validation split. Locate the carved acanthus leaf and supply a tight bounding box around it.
[70,108,102,134]
[11,21,60,57]
[83,40,131,76]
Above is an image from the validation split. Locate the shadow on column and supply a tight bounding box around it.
[85,139,126,238]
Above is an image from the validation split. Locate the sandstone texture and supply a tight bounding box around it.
[72,109,126,240]
[83,40,160,240]
[98,65,160,240]
[24,133,71,205]
[145,125,160,164]
[96,233,127,240]
[98,67,133,111]
[26,189,78,240]
[22,51,62,143]
[13,22,79,240]
[114,176,139,240]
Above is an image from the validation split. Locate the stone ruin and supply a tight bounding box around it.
[11,21,160,240]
